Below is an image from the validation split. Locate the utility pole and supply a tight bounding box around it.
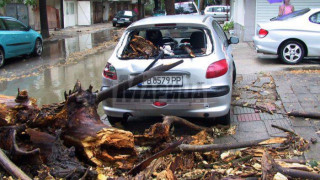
[39,0,49,38]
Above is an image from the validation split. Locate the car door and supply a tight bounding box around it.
[307,11,320,56]
[2,18,33,57]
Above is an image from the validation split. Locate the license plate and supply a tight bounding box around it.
[139,76,183,87]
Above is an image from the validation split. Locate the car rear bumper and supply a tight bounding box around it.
[101,85,231,118]
[253,36,279,55]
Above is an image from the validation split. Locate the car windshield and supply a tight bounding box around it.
[175,2,197,14]
[119,26,213,59]
[117,11,133,17]
[212,6,226,12]
[271,8,310,21]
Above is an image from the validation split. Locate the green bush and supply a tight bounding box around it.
[223,21,234,32]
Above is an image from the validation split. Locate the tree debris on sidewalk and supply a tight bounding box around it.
[0,66,320,179]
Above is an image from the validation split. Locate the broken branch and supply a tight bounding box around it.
[177,138,269,152]
[287,111,320,119]
[0,148,31,180]
[271,124,297,136]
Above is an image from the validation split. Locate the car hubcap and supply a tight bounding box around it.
[36,40,43,55]
[283,44,302,62]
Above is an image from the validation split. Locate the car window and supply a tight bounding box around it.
[212,20,228,47]
[310,12,320,24]
[0,19,6,30]
[119,27,213,59]
[3,19,26,31]
[213,7,226,12]
[175,2,198,14]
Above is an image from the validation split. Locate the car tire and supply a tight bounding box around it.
[107,115,128,125]
[0,48,4,68]
[279,40,305,64]
[33,38,43,56]
[216,110,231,125]
[232,61,236,84]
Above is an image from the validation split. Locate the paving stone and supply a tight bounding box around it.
[259,113,284,120]
[299,102,319,110]
[296,93,318,103]
[282,102,304,113]
[290,117,313,127]
[232,99,257,106]
[242,74,258,82]
[278,93,299,103]
[292,85,309,94]
[233,106,255,115]
[291,126,320,161]
[253,77,272,87]
[313,94,320,102]
[248,87,261,92]
[231,114,238,123]
[233,131,270,142]
[276,86,294,95]
[264,119,292,137]
[214,135,238,144]
[240,91,258,99]
[237,121,267,132]
[309,86,320,93]
[237,113,261,122]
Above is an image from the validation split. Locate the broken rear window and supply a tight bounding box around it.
[119,27,213,59]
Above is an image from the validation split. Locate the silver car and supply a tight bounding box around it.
[204,5,230,22]
[253,8,320,64]
[101,15,239,125]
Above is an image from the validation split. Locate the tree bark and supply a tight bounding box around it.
[0,149,31,180]
[154,0,159,11]
[287,111,320,119]
[164,0,175,15]
[39,0,49,38]
[177,138,269,152]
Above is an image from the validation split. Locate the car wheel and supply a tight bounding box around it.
[279,41,305,64]
[232,61,236,84]
[33,39,43,56]
[107,115,127,125]
[216,110,231,125]
[0,48,4,68]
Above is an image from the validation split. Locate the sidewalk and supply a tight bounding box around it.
[45,22,114,42]
[216,71,320,161]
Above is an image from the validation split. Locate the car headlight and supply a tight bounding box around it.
[124,18,130,21]
[113,18,117,21]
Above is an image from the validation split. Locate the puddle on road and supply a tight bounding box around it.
[0,50,113,116]
[0,29,114,77]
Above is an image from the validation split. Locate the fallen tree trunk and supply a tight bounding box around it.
[0,148,31,180]
[287,111,320,119]
[134,116,212,146]
[262,151,320,180]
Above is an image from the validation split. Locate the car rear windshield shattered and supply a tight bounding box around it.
[120,27,212,59]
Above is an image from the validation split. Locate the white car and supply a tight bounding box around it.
[101,15,239,125]
[253,8,320,64]
[204,5,230,22]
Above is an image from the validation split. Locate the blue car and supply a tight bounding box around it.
[0,16,43,67]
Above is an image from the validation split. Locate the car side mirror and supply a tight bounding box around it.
[201,10,204,15]
[25,25,31,31]
[229,37,239,44]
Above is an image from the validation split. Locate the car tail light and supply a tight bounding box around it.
[153,101,167,107]
[206,59,228,79]
[103,63,117,80]
[258,28,268,38]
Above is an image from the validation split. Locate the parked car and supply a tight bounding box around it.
[204,5,230,22]
[153,9,166,16]
[253,8,320,64]
[0,16,43,67]
[175,0,200,15]
[101,15,239,125]
[112,10,137,27]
